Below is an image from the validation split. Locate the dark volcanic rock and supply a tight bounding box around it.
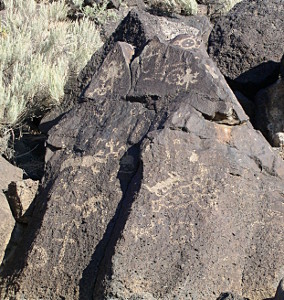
[254,77,284,147]
[78,8,212,101]
[275,278,284,300]
[1,9,284,300]
[0,0,4,11]
[208,0,284,95]
[234,91,255,120]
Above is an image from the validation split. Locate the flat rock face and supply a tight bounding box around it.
[208,0,284,94]
[77,9,212,99]
[94,116,284,300]
[0,9,284,300]
[0,157,22,265]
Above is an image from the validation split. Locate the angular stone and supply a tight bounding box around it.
[84,42,134,100]
[5,179,39,223]
[0,157,22,265]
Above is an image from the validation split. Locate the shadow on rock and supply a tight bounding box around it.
[79,143,143,300]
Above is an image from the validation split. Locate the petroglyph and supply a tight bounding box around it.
[105,140,126,159]
[171,35,201,50]
[60,141,126,172]
[93,61,123,96]
[144,172,181,197]
[71,196,106,219]
[30,245,48,269]
[89,60,124,97]
[139,41,199,90]
[166,67,199,89]
[60,154,105,172]
[157,18,200,41]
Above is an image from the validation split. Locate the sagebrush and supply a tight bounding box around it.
[148,0,198,16]
[0,0,102,156]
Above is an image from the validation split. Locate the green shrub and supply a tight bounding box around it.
[148,0,198,16]
[72,0,118,25]
[0,0,102,156]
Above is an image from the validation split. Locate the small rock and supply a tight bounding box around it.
[273,132,284,148]
[0,156,22,264]
[5,179,39,223]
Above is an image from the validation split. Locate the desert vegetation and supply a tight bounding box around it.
[147,0,198,15]
[0,0,102,156]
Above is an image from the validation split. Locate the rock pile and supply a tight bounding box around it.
[0,3,283,300]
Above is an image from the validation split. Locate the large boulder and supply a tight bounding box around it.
[1,10,283,300]
[208,0,284,95]
[0,157,22,265]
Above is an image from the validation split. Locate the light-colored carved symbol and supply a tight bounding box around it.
[144,172,181,197]
[85,60,124,98]
[170,35,200,50]
[165,65,198,90]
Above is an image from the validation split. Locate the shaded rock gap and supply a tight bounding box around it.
[93,162,145,299]
[79,142,144,299]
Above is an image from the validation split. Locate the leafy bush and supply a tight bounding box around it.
[148,0,198,16]
[0,0,102,156]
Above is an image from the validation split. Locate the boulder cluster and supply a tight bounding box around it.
[0,0,283,299]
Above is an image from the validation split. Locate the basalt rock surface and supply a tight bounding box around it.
[208,0,284,96]
[255,76,284,147]
[0,9,284,300]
